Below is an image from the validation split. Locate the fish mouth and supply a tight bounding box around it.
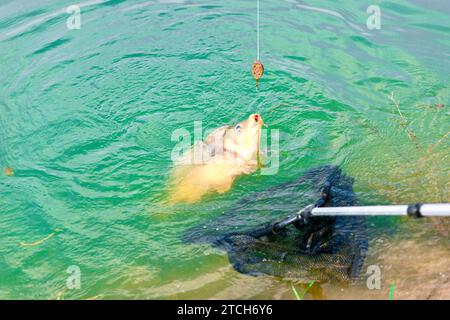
[252,113,264,127]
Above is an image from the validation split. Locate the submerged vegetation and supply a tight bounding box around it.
[355,92,448,205]
[389,92,448,203]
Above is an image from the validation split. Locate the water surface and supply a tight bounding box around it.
[0,0,449,299]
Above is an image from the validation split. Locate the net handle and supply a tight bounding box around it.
[270,202,450,235]
[311,203,450,217]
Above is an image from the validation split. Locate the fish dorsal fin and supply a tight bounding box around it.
[204,125,228,146]
[204,125,229,159]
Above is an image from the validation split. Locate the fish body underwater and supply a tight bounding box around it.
[183,165,368,283]
[168,114,264,203]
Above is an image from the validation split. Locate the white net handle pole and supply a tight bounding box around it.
[311,203,450,217]
[421,204,450,217]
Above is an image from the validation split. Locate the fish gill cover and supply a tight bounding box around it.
[183,165,368,283]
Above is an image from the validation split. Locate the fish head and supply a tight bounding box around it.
[223,114,264,163]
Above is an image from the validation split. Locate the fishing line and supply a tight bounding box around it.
[251,0,264,88]
[257,0,260,61]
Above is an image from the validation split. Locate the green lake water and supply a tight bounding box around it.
[0,0,449,299]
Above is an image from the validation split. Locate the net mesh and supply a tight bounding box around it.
[183,165,368,283]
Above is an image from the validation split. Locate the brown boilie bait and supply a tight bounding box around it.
[252,60,264,88]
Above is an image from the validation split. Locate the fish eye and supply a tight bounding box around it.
[235,125,241,133]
